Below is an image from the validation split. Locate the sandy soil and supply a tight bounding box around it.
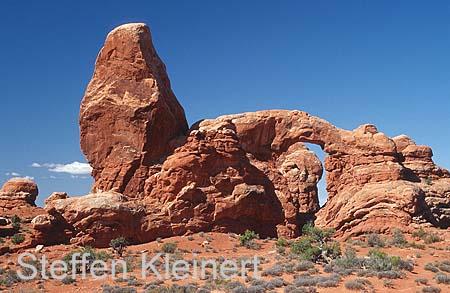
[0,227,449,292]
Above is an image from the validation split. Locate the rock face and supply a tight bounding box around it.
[0,178,38,208]
[79,23,188,196]
[36,22,449,248]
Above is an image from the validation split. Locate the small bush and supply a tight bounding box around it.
[344,278,372,290]
[10,215,21,229]
[412,227,426,239]
[11,233,25,244]
[434,272,450,284]
[110,237,127,257]
[266,277,288,289]
[424,263,439,273]
[377,270,404,279]
[422,286,441,293]
[390,229,407,247]
[366,233,385,247]
[239,230,259,248]
[275,237,289,248]
[262,264,284,277]
[383,279,394,288]
[161,242,177,254]
[415,277,428,285]
[424,233,443,244]
[61,276,75,285]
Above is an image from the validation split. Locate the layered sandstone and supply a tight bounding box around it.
[30,22,450,248]
[0,178,38,208]
[79,23,188,196]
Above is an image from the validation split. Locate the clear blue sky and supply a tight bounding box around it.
[1,0,449,206]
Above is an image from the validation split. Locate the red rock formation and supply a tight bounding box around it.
[79,23,188,196]
[58,22,450,248]
[0,178,38,208]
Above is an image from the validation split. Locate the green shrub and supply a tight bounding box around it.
[110,237,127,257]
[62,246,111,273]
[422,286,441,293]
[366,233,385,247]
[61,276,75,284]
[424,263,440,273]
[344,278,372,290]
[239,230,260,249]
[161,242,177,254]
[366,249,410,272]
[424,233,443,244]
[302,223,335,243]
[275,237,289,248]
[415,277,428,285]
[390,229,407,247]
[412,227,426,239]
[291,224,340,263]
[434,272,450,284]
[11,233,25,244]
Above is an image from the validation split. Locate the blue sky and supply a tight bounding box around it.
[1,0,449,206]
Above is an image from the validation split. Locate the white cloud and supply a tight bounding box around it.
[31,161,92,175]
[11,176,34,181]
[5,172,20,176]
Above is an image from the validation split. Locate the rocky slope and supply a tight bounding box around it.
[3,23,449,249]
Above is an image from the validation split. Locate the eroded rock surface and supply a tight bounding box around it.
[79,23,188,197]
[28,22,450,248]
[0,178,38,208]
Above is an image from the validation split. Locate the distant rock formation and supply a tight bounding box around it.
[22,23,450,248]
[0,178,38,208]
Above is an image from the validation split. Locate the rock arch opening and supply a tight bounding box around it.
[303,143,328,208]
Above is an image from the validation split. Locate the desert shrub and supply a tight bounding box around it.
[262,264,284,276]
[275,237,289,248]
[11,233,25,244]
[294,260,315,272]
[424,233,443,244]
[10,215,21,230]
[365,249,408,272]
[383,279,394,288]
[390,229,407,247]
[415,277,429,285]
[302,223,335,243]
[102,283,138,293]
[344,278,372,290]
[424,263,440,273]
[293,274,340,288]
[438,261,450,273]
[284,285,317,293]
[239,230,259,249]
[110,237,128,257]
[376,270,404,279]
[434,272,450,284]
[266,277,288,289]
[408,241,426,249]
[161,242,177,254]
[0,270,22,286]
[290,224,340,263]
[61,276,75,285]
[422,286,441,293]
[324,246,363,276]
[412,227,427,239]
[366,233,385,247]
[62,246,111,273]
[413,227,443,244]
[247,285,265,293]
